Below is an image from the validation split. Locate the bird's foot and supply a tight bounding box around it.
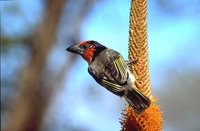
[126,59,137,65]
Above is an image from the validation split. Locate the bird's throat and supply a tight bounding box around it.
[82,48,96,64]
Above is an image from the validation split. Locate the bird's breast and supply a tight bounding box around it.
[89,60,105,77]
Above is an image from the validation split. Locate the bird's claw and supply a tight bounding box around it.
[126,59,137,65]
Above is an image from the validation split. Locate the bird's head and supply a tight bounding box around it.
[66,40,106,63]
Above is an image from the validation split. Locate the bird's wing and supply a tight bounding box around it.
[88,66,124,96]
[99,55,128,95]
[104,55,128,85]
[101,77,124,95]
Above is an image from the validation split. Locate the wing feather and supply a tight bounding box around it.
[102,78,124,93]
[106,55,128,85]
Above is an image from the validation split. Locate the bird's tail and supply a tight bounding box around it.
[124,87,151,114]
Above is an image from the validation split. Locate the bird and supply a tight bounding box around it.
[66,40,151,114]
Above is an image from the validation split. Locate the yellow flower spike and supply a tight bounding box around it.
[120,0,163,130]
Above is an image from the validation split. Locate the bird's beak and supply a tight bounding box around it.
[66,45,83,55]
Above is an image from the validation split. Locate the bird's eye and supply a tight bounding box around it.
[82,45,87,49]
[81,44,88,49]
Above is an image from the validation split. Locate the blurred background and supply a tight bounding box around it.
[1,0,200,131]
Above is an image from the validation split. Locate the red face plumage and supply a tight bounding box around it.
[78,41,96,63]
